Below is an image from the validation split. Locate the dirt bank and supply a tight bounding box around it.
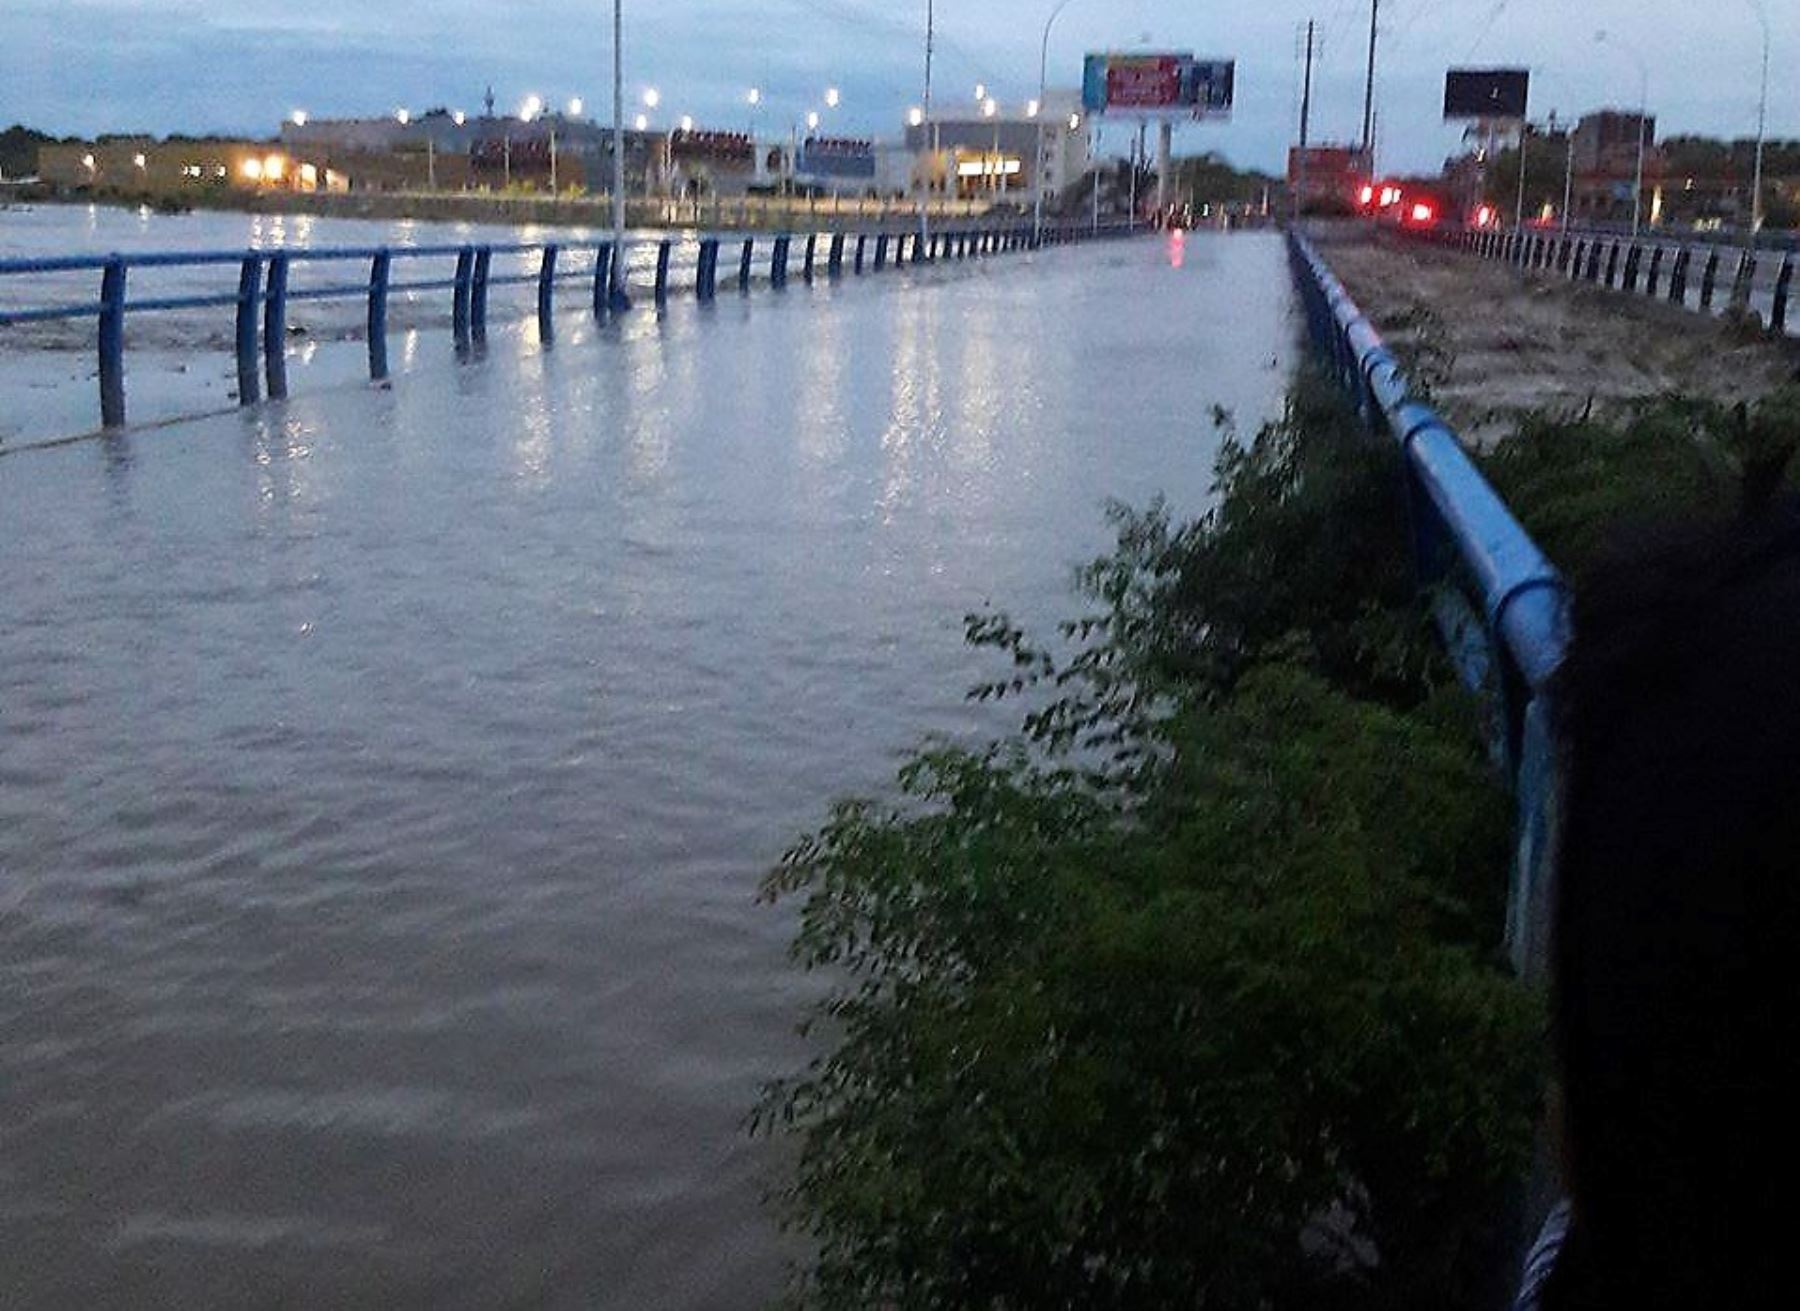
[1315,229,1800,446]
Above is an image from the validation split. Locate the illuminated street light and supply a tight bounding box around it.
[1068,112,1081,130]
[806,110,820,131]
[982,97,998,118]
[825,87,840,108]
[289,109,308,127]
[635,113,649,131]
[395,108,411,125]
[747,87,762,105]
[1027,99,1040,117]
[974,83,986,101]
[908,106,925,127]
[680,114,694,132]
[642,87,660,109]
[452,110,467,126]
[521,94,543,122]
[567,96,584,117]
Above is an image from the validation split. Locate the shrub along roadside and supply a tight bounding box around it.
[755,372,1544,1309]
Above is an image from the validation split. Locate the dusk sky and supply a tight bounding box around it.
[1,1,1789,174]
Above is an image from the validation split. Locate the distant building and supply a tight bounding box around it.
[903,90,1090,201]
[39,138,355,194]
[1287,144,1372,213]
[1567,109,1665,224]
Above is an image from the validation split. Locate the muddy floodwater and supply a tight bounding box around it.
[1,206,1299,1308]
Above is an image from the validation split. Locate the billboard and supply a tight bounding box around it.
[1443,68,1530,120]
[797,136,876,181]
[1081,53,1235,119]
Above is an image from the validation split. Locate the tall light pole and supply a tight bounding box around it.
[1033,0,1081,243]
[1594,30,1648,238]
[1746,0,1770,242]
[610,0,628,308]
[919,0,936,247]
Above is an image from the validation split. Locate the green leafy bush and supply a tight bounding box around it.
[1480,386,1800,579]
[759,374,1543,1308]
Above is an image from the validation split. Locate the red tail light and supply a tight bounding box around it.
[1358,185,1375,206]
[1409,202,1435,224]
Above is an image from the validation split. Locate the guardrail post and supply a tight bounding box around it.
[915,230,928,263]
[1604,241,1621,288]
[1699,249,1722,308]
[234,255,261,405]
[367,248,391,382]
[1622,244,1642,292]
[537,244,558,339]
[593,243,613,315]
[854,234,866,273]
[827,233,845,276]
[738,237,754,291]
[871,234,886,270]
[97,256,127,428]
[1584,240,1601,282]
[803,233,817,280]
[771,235,790,287]
[453,246,474,346]
[1645,246,1664,297]
[1773,257,1794,334]
[1669,247,1690,305]
[1731,250,1757,307]
[263,251,289,401]
[654,238,671,304]
[696,238,718,300]
[472,246,491,342]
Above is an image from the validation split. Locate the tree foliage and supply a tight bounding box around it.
[757,375,1542,1309]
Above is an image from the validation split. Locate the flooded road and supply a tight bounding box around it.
[0,215,1298,1308]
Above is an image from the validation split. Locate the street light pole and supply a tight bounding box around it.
[919,0,936,248]
[611,0,628,306]
[1033,0,1080,244]
[1747,0,1770,242]
[1594,30,1649,238]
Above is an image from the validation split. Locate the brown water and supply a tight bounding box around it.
[0,217,1299,1308]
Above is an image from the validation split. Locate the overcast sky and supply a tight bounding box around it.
[1,1,1789,173]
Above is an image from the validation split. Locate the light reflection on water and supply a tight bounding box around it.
[0,227,1299,1308]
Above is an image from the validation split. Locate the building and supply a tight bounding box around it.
[1567,109,1665,224]
[1287,145,1372,214]
[903,90,1089,202]
[39,138,354,194]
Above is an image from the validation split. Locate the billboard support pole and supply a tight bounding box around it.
[1514,123,1529,234]
[1156,120,1172,215]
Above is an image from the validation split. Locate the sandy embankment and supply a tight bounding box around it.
[1313,230,1800,446]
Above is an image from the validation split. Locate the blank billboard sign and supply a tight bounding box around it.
[1443,68,1529,120]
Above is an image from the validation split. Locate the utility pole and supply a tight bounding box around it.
[1296,20,1315,222]
[1361,0,1379,159]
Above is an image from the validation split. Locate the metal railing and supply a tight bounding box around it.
[1414,224,1796,336]
[1287,230,1571,979]
[0,218,1139,434]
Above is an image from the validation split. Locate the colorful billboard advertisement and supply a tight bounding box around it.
[1081,53,1235,119]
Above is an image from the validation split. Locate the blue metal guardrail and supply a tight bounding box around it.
[1287,230,1571,979]
[0,218,1138,432]
[1413,223,1796,335]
